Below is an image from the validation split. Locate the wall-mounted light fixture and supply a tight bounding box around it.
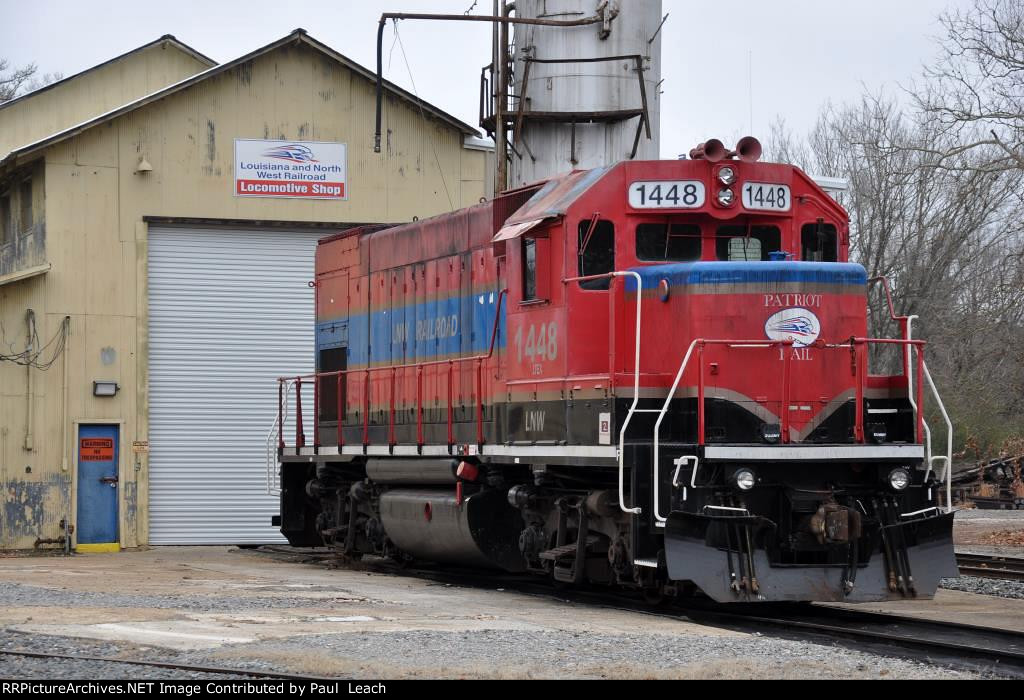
[93,381,119,397]
[135,157,153,174]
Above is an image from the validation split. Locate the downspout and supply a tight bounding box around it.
[61,316,71,555]
[61,316,70,472]
[24,309,35,451]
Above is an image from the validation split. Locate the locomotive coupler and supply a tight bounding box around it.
[808,502,862,545]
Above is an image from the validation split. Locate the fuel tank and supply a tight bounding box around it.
[366,459,458,485]
[378,488,526,572]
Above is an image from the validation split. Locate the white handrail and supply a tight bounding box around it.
[904,316,934,465]
[613,270,644,515]
[651,339,701,522]
[266,379,293,496]
[920,358,954,512]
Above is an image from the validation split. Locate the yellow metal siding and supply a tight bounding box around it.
[0,42,211,157]
[0,40,491,549]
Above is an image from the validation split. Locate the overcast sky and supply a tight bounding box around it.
[2,0,965,160]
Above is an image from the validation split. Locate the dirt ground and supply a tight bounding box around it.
[954,509,1024,552]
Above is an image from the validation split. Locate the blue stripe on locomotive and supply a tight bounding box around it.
[316,289,506,368]
[625,261,868,291]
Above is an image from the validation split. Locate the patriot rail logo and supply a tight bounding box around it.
[261,144,320,164]
[764,308,821,347]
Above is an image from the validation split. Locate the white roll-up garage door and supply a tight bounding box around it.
[148,225,324,544]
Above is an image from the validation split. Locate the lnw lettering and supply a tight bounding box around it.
[525,410,546,432]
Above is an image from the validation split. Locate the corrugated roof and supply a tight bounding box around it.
[504,167,609,226]
[0,29,479,171]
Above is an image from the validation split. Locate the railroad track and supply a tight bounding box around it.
[0,646,333,681]
[672,603,1024,678]
[250,548,1024,678]
[957,553,1024,581]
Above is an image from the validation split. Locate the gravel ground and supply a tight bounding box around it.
[955,510,1024,521]
[192,629,988,680]
[0,547,1013,680]
[940,575,1024,600]
[0,628,984,681]
[0,581,371,613]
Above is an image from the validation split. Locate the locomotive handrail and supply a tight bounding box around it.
[278,289,508,454]
[905,317,953,512]
[868,276,904,323]
[652,336,938,524]
[824,337,927,445]
[267,378,295,495]
[652,338,794,524]
[863,286,953,510]
[920,357,954,512]
[904,315,933,463]
[563,270,644,516]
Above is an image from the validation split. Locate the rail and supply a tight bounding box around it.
[921,358,954,511]
[652,336,935,523]
[652,339,794,523]
[869,276,954,512]
[562,271,644,515]
[266,379,294,495]
[277,290,507,455]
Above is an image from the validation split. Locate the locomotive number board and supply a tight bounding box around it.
[742,183,791,211]
[628,180,706,209]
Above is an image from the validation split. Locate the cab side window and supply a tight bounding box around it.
[715,225,781,261]
[801,222,838,262]
[577,219,615,290]
[522,237,538,301]
[636,224,701,262]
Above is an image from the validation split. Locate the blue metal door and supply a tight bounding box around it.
[77,424,119,547]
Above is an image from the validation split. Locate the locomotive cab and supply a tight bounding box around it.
[495,153,955,601]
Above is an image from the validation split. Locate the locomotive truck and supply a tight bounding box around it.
[273,139,957,602]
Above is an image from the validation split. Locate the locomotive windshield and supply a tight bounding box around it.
[801,222,839,262]
[636,223,701,262]
[715,225,781,261]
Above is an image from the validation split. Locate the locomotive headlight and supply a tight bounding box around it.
[718,166,737,185]
[888,468,910,491]
[717,188,736,206]
[733,468,756,491]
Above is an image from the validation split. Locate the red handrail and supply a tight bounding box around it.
[687,337,925,447]
[844,337,926,444]
[691,340,793,446]
[295,377,305,449]
[280,289,507,453]
[336,373,344,448]
[868,276,904,322]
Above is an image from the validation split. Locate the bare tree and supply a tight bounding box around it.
[25,71,64,93]
[768,92,1024,451]
[0,59,38,103]
[912,0,1024,175]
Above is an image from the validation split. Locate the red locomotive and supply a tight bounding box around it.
[275,138,956,603]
